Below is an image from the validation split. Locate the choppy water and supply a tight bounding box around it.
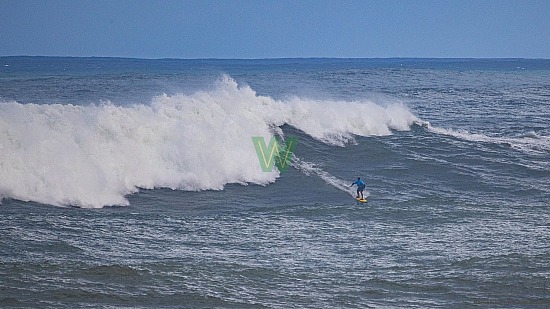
[1,57,549,308]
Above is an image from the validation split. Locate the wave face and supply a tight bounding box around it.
[0,76,418,208]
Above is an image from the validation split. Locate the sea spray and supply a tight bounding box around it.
[292,156,364,198]
[0,76,417,207]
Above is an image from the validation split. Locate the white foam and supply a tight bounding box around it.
[0,76,415,207]
[286,97,419,146]
[427,125,550,155]
[293,157,368,198]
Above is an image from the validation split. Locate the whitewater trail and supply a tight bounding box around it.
[292,156,366,198]
[426,123,550,155]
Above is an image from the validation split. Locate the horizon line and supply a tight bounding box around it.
[1,55,549,61]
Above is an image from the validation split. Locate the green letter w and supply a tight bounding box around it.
[252,136,297,172]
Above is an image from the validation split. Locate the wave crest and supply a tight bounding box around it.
[0,76,418,207]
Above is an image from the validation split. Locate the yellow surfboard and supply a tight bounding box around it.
[356,197,367,203]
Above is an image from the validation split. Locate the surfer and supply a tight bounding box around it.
[350,177,365,199]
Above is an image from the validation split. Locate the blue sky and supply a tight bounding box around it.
[1,0,549,58]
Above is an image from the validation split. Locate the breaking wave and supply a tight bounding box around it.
[427,125,550,155]
[0,76,418,207]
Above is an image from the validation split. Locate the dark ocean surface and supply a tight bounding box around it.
[1,57,549,308]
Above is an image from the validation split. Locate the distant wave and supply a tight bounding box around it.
[426,124,550,155]
[0,76,418,208]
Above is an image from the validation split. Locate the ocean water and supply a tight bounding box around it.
[0,57,549,308]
